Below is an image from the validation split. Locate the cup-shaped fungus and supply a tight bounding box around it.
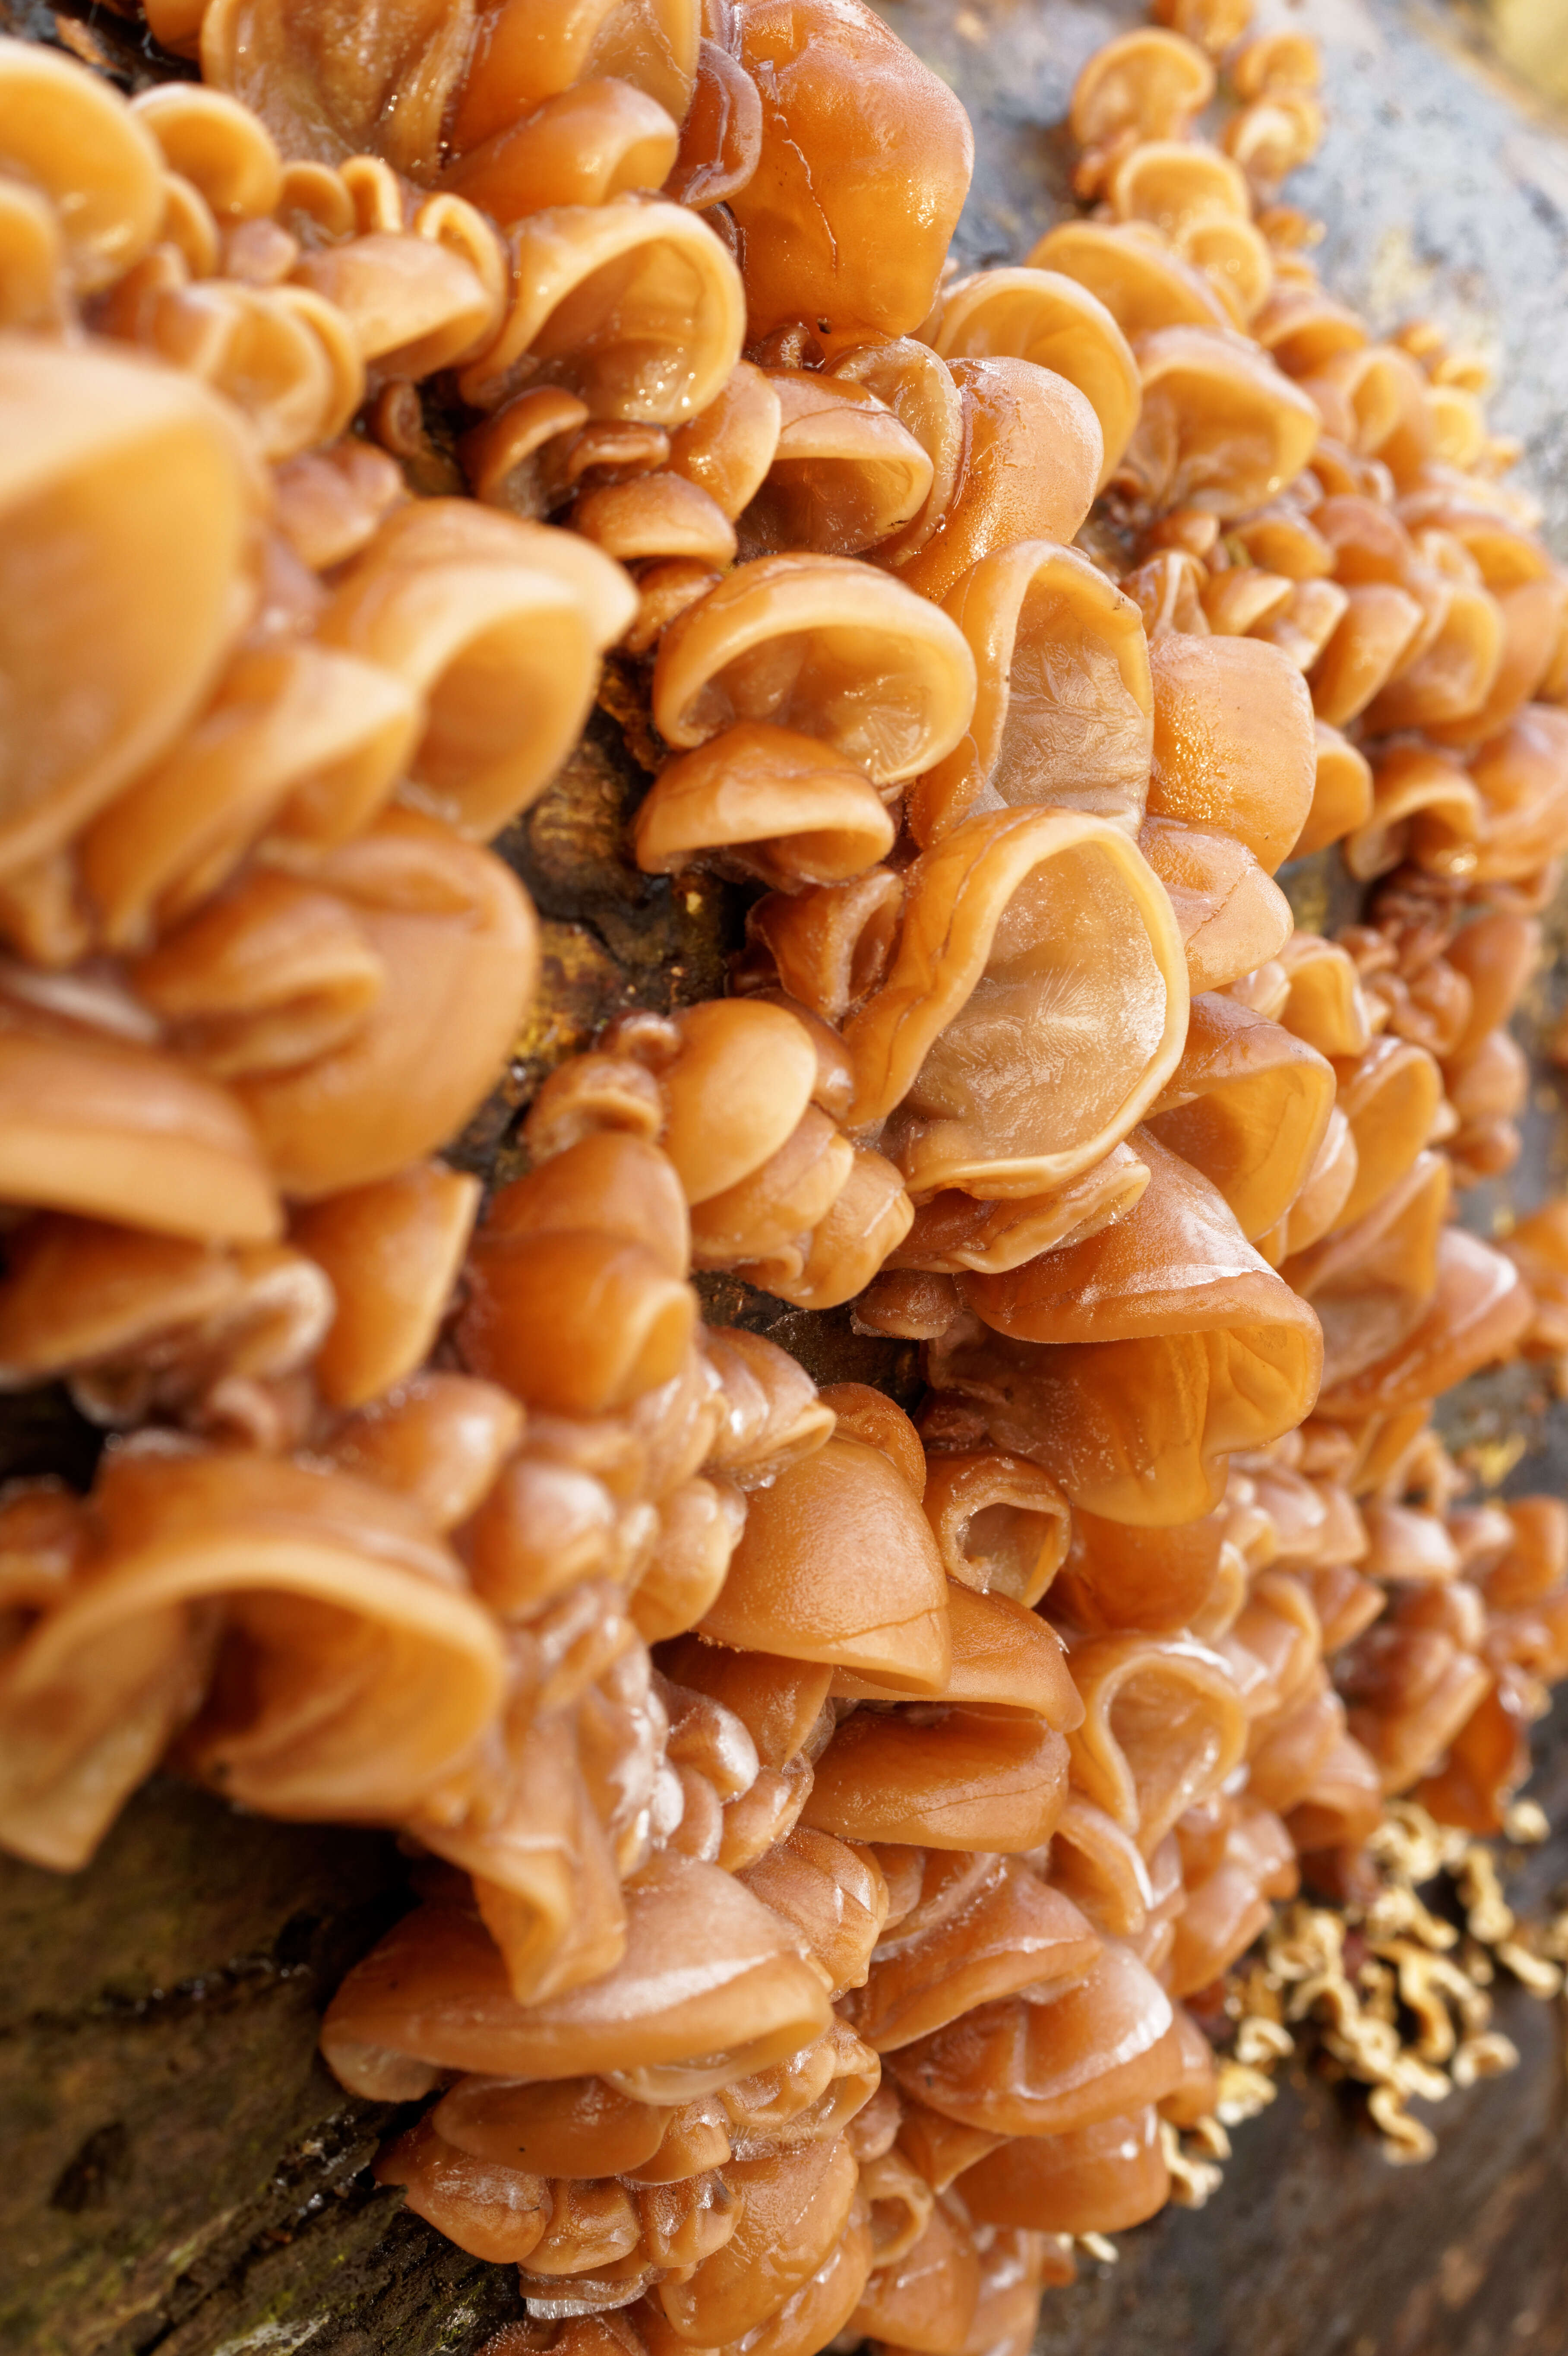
[460,197,745,423]
[1123,326,1321,518]
[1293,720,1374,856]
[1329,1035,1445,1228]
[85,651,413,959]
[146,813,538,1199]
[457,1131,696,1416]
[1145,632,1317,874]
[925,270,1141,491]
[826,340,965,568]
[663,361,783,519]
[841,1858,1100,2052]
[634,724,895,890]
[699,1432,950,1694]
[895,360,1103,606]
[919,1450,1071,1607]
[661,32,764,210]
[1424,574,1568,750]
[653,554,977,785]
[1068,28,1215,188]
[0,39,164,291]
[1050,1507,1230,1636]
[324,1374,522,1536]
[129,79,282,220]
[1136,815,1295,993]
[1062,1631,1248,1855]
[958,2106,1170,2237]
[908,541,1154,848]
[444,0,699,158]
[290,217,504,380]
[1310,583,1426,722]
[0,992,279,1242]
[1026,221,1230,340]
[1281,1151,1449,1391]
[727,0,972,340]
[888,1941,1181,2138]
[846,806,1188,1203]
[321,1848,831,2096]
[654,2133,861,2342]
[0,1448,506,1869]
[1468,706,1568,882]
[321,499,635,836]
[1342,745,1483,884]
[1314,1227,1531,1422]
[442,76,680,222]
[291,1160,480,1408]
[1143,991,1336,1241]
[943,1133,1324,1525]
[686,1104,856,1271]
[1108,137,1249,238]
[651,998,822,1203]
[0,339,260,882]
[802,1705,1071,1854]
[0,1214,331,1431]
[1363,577,1503,736]
[1167,1803,1298,1990]
[741,371,935,559]
[888,1143,1152,1279]
[1285,1729,1385,1855]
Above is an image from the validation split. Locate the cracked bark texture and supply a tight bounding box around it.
[1,0,1568,2349]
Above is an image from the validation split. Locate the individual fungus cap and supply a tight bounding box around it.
[909,539,1154,848]
[727,0,973,340]
[944,1132,1324,1525]
[0,1449,506,1868]
[321,498,635,837]
[320,1847,832,2088]
[700,1432,951,1693]
[634,723,895,890]
[958,2104,1170,2237]
[442,76,680,221]
[919,1450,1071,1607]
[801,1704,1072,1854]
[0,994,280,1243]
[653,554,978,784]
[887,1940,1182,2137]
[79,644,421,953]
[290,1160,480,1409]
[1146,631,1317,873]
[1124,325,1321,518]
[894,358,1103,606]
[1026,221,1231,340]
[129,80,284,219]
[1136,813,1295,994]
[925,269,1141,492]
[743,370,936,559]
[1072,25,1214,141]
[1143,990,1336,1241]
[0,38,164,291]
[185,812,538,1198]
[0,339,262,882]
[845,805,1189,1200]
[461,197,745,423]
[841,1857,1100,2052]
[1062,1630,1249,1854]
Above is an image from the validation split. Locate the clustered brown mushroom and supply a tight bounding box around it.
[0,0,1566,2348]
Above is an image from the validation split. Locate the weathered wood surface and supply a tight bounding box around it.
[2,0,1568,2349]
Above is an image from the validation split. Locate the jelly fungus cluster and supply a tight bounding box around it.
[1,0,1567,2343]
